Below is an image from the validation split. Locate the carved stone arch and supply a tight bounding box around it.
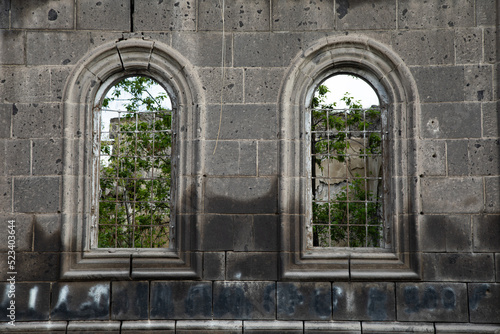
[278,35,421,280]
[61,39,204,279]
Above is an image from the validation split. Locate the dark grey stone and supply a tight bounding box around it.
[5,139,30,175]
[273,0,335,31]
[447,140,469,176]
[421,103,481,139]
[134,1,196,31]
[12,103,62,139]
[0,104,11,138]
[397,283,468,322]
[204,140,256,176]
[150,281,212,319]
[51,282,110,320]
[418,140,446,176]
[469,283,500,323]
[226,252,278,281]
[32,139,63,175]
[112,281,149,320]
[14,177,60,213]
[485,177,500,213]
[76,0,130,30]
[15,252,60,281]
[477,0,496,25]
[213,281,276,319]
[11,0,74,29]
[0,31,25,65]
[473,215,500,252]
[200,215,235,251]
[484,28,496,64]
[398,0,474,29]
[34,214,61,252]
[0,283,50,321]
[0,177,12,212]
[0,0,9,29]
[26,31,90,66]
[422,253,495,282]
[412,67,464,103]
[203,252,225,280]
[419,215,471,253]
[483,102,499,138]
[338,0,396,29]
[421,177,483,214]
[258,141,278,176]
[252,215,279,251]
[277,282,332,320]
[199,0,270,31]
[465,65,493,102]
[0,213,33,252]
[468,139,500,176]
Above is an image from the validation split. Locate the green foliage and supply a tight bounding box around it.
[98,76,172,248]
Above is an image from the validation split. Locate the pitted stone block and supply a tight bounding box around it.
[12,103,62,139]
[468,139,500,176]
[336,0,395,30]
[27,32,90,66]
[76,0,130,31]
[199,0,270,32]
[172,32,232,67]
[421,103,481,139]
[5,139,30,175]
[14,177,60,213]
[134,1,196,31]
[245,68,285,104]
[398,0,474,29]
[0,31,25,65]
[32,139,63,175]
[0,213,33,252]
[412,66,465,103]
[11,0,74,29]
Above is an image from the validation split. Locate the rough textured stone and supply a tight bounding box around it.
[396,283,468,322]
[76,0,130,30]
[419,215,472,253]
[199,0,270,31]
[412,66,464,103]
[273,0,334,31]
[476,0,496,26]
[27,31,90,66]
[0,68,52,103]
[362,322,435,333]
[134,1,196,31]
[15,252,60,281]
[0,213,33,252]
[468,139,500,176]
[0,177,12,212]
[473,215,500,252]
[258,141,278,176]
[484,177,500,213]
[0,283,51,321]
[32,139,63,175]
[277,282,332,320]
[393,30,454,66]
[172,32,232,67]
[12,103,62,139]
[422,253,495,282]
[176,320,241,334]
[484,28,496,64]
[421,177,483,214]
[150,281,212,319]
[0,104,11,138]
[14,177,60,213]
[0,31,25,65]
[245,68,285,104]
[469,283,500,323]
[199,68,244,104]
[446,140,469,176]
[33,214,61,252]
[51,282,110,320]
[5,139,30,175]
[464,65,493,102]
[226,252,278,281]
[304,321,362,334]
[213,281,276,319]
[435,323,500,333]
[11,0,74,29]
[203,252,225,280]
[455,28,483,65]
[418,140,446,176]
[199,214,236,251]
[204,140,256,176]
[421,103,481,139]
[244,320,303,334]
[483,102,499,138]
[0,0,9,29]
[398,0,474,29]
[112,281,149,320]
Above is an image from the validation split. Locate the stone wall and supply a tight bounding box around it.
[0,0,499,332]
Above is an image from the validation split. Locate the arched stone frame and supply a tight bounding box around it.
[60,39,204,279]
[279,35,421,280]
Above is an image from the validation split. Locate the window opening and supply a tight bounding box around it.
[97,76,173,248]
[308,74,384,248]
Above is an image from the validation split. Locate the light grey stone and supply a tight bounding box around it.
[484,28,496,64]
[336,0,396,30]
[421,177,483,213]
[199,0,270,31]
[421,103,481,139]
[392,30,454,66]
[455,28,483,65]
[27,31,90,66]
[199,68,244,104]
[483,102,499,138]
[273,0,335,31]
[476,0,496,26]
[0,67,52,103]
[0,31,25,65]
[76,0,130,31]
[14,177,60,213]
[245,68,285,103]
[32,139,63,175]
[412,66,464,102]
[5,139,30,175]
[12,103,62,139]
[172,32,232,67]
[398,0,474,29]
[418,140,446,176]
[11,0,74,29]
[134,1,196,31]
[484,176,500,213]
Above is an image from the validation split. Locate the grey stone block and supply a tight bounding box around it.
[435,323,500,333]
[213,281,276,319]
[464,65,493,102]
[473,215,500,252]
[111,281,149,320]
[0,283,50,321]
[362,322,435,334]
[422,253,495,282]
[476,0,496,26]
[150,281,212,319]
[418,140,446,176]
[412,66,464,103]
[277,282,332,320]
[199,68,244,104]
[51,282,110,320]
[0,177,12,212]
[0,31,25,65]
[252,215,279,251]
[15,252,59,281]
[398,0,474,29]
[32,139,63,175]
[34,214,61,252]
[273,0,334,31]
[11,0,74,29]
[203,252,225,280]
[469,283,500,323]
[0,67,52,103]
[304,321,362,334]
[14,177,60,213]
[0,104,11,138]
[76,0,130,30]
[485,177,500,213]
[484,28,496,64]
[396,283,468,322]
[258,141,278,176]
[483,102,499,138]
[245,68,285,104]
[244,320,303,334]
[419,215,471,253]
[226,252,278,281]
[447,140,468,176]
[172,32,232,67]
[134,1,195,31]
[468,139,500,176]
[199,0,270,31]
[205,104,277,140]
[204,140,256,176]
[233,215,254,252]
[12,103,62,139]
[50,67,72,102]
[421,103,481,139]
[455,28,482,65]
[200,214,235,251]
[27,31,90,66]
[204,177,278,214]
[0,0,9,28]
[331,282,396,321]
[392,30,454,66]
[337,0,396,30]
[176,320,241,334]
[5,139,30,175]
[421,177,483,214]
[0,213,33,251]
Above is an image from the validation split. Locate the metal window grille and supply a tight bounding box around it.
[97,106,172,248]
[308,106,384,247]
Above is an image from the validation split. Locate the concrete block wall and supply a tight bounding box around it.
[0,0,499,332]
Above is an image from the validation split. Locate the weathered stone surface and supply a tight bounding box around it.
[213,281,276,319]
[435,323,500,333]
[421,177,483,214]
[176,320,241,334]
[245,68,285,104]
[33,214,61,252]
[485,177,500,213]
[134,1,196,31]
[0,0,9,28]
[51,282,110,320]
[397,283,468,322]
[15,252,60,281]
[304,321,362,334]
[204,140,256,176]
[172,32,232,67]
[0,283,51,321]
[469,283,500,323]
[398,0,474,29]
[273,0,334,31]
[455,28,483,65]
[277,282,332,320]
[419,215,471,253]
[203,252,225,280]
[393,30,454,66]
[363,322,435,334]
[0,177,12,212]
[0,104,11,138]
[151,281,212,320]
[412,66,464,103]
[0,213,33,252]
[199,0,270,31]
[418,140,446,176]
[199,214,236,251]
[226,252,278,281]
[244,320,303,334]
[14,177,60,213]
[76,0,130,30]
[468,139,500,176]
[0,31,25,65]
[27,31,90,66]
[258,141,278,176]
[483,102,499,138]
[421,103,481,139]
[11,0,74,29]
[12,103,62,139]
[484,28,496,64]
[112,281,149,320]
[331,283,396,321]
[446,140,469,176]
[0,68,52,103]
[5,139,30,175]
[464,65,493,102]
[199,68,244,104]
[473,215,500,252]
[32,139,63,175]
[422,253,495,282]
